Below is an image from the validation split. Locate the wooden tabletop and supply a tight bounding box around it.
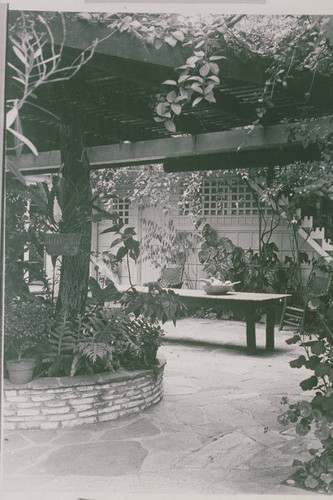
[166,289,290,303]
[117,285,290,303]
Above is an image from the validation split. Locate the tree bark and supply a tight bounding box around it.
[56,110,92,319]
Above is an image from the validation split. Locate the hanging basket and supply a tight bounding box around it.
[40,233,82,256]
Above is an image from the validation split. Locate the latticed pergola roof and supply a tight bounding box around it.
[6,12,333,173]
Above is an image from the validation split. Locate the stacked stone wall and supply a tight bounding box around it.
[3,356,166,430]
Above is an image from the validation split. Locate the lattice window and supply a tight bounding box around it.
[202,180,229,216]
[179,179,269,216]
[230,184,258,215]
[110,197,130,224]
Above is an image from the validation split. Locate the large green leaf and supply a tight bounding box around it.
[7,126,38,156]
[311,341,326,355]
[305,356,320,370]
[123,227,136,236]
[321,395,333,410]
[300,376,318,391]
[110,238,123,249]
[290,355,306,368]
[90,206,120,223]
[88,277,103,303]
[100,222,124,234]
[314,362,331,377]
[116,246,128,262]
[286,335,301,345]
[102,282,122,302]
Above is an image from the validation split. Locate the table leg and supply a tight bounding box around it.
[266,306,275,352]
[246,308,256,354]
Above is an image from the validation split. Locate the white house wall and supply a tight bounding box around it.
[95,204,313,288]
[23,174,317,291]
[172,215,301,286]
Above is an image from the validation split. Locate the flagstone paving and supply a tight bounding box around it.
[2,318,319,498]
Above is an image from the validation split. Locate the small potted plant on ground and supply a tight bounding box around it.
[4,296,53,384]
[6,348,36,385]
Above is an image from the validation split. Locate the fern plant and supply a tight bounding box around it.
[42,314,77,376]
[70,310,122,375]
[40,305,163,377]
[118,317,164,369]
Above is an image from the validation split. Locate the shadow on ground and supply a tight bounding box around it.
[164,337,287,356]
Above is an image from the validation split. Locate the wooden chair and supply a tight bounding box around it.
[279,263,333,332]
[143,267,184,290]
[158,267,184,289]
[279,302,305,331]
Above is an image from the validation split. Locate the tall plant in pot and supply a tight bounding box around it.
[141,218,199,288]
[4,297,54,384]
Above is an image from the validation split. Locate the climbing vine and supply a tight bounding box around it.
[7,12,333,153]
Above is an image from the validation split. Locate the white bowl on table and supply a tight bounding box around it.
[200,281,241,295]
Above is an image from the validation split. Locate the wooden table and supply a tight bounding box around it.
[119,285,290,354]
[170,289,290,354]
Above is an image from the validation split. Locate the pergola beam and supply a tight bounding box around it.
[12,117,332,175]
[7,12,266,87]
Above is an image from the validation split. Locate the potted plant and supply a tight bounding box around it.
[6,353,36,385]
[4,297,53,384]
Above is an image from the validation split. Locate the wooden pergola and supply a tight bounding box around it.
[5,12,333,175]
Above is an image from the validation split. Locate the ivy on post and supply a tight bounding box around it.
[56,106,92,319]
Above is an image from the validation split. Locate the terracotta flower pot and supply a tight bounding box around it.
[6,358,36,384]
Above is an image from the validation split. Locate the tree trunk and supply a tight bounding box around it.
[56,110,92,319]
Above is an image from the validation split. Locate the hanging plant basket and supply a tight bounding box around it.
[40,233,82,256]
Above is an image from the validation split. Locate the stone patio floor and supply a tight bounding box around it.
[1,318,321,499]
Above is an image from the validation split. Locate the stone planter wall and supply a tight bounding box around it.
[3,355,166,430]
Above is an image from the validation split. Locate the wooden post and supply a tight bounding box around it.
[266,306,276,352]
[245,307,256,355]
[0,1,8,479]
[279,297,287,330]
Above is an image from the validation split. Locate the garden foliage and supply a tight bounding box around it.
[4,296,54,360]
[121,287,187,326]
[4,222,186,378]
[4,279,172,378]
[41,307,164,377]
[198,222,303,294]
[278,260,333,493]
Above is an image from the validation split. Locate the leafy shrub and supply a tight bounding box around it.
[4,277,166,379]
[87,276,121,307]
[198,223,288,293]
[120,287,187,325]
[5,183,31,302]
[99,222,140,287]
[198,223,247,286]
[278,274,333,494]
[41,308,164,377]
[245,242,285,293]
[191,307,234,321]
[116,316,164,370]
[4,296,54,361]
